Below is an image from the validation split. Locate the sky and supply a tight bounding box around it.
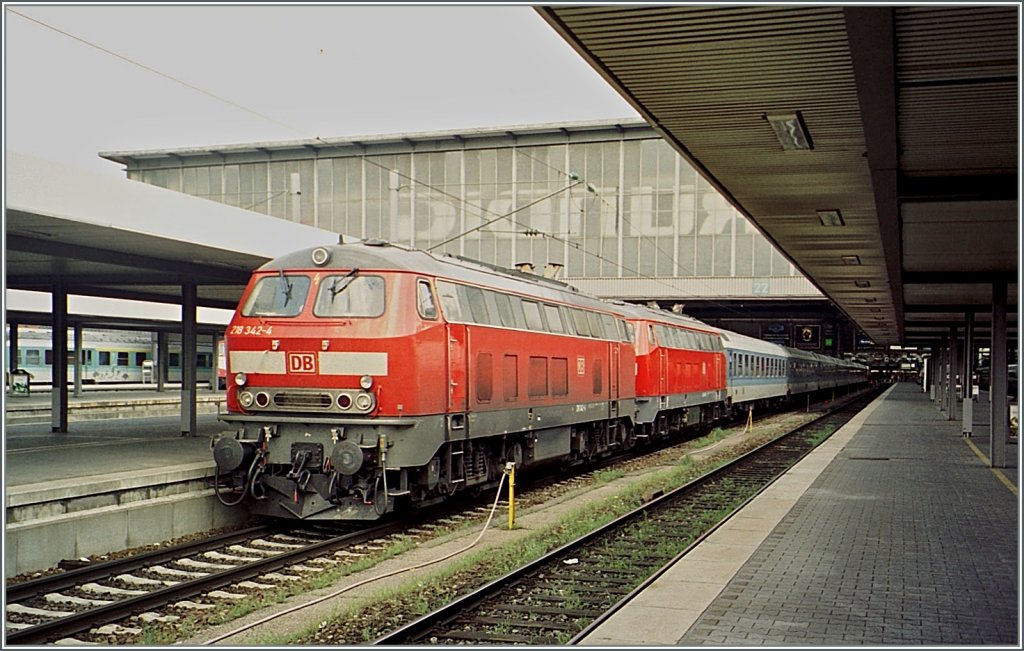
[3,2,640,322]
[4,3,640,178]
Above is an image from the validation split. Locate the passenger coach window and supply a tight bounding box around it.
[26,350,40,366]
[314,275,384,318]
[417,280,437,320]
[243,274,311,317]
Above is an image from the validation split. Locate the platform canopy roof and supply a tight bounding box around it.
[5,153,339,311]
[538,5,1019,347]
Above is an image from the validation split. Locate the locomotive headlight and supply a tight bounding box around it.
[234,372,247,387]
[337,393,353,410]
[254,392,270,408]
[359,374,374,390]
[238,391,255,408]
[354,393,374,411]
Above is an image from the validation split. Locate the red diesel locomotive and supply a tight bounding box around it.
[621,303,728,441]
[214,241,641,520]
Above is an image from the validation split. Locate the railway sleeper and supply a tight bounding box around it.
[460,615,578,631]
[433,630,560,644]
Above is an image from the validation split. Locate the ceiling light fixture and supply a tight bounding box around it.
[842,255,861,265]
[765,112,813,150]
[864,296,878,302]
[855,280,871,288]
[817,209,845,227]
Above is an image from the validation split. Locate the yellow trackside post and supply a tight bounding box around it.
[745,406,753,433]
[505,461,516,529]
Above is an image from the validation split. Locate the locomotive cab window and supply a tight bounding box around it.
[314,275,384,318]
[243,274,311,317]
[416,280,438,320]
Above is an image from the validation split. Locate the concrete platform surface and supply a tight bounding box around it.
[582,383,1019,646]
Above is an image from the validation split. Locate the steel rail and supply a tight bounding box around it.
[6,525,276,602]
[6,521,402,645]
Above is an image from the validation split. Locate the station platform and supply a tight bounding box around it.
[4,385,225,426]
[4,392,243,577]
[582,382,1019,646]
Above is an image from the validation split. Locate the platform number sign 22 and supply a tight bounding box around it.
[288,352,317,374]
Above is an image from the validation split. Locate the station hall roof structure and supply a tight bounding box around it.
[6,152,340,310]
[538,5,1019,347]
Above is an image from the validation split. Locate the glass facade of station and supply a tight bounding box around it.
[118,122,816,300]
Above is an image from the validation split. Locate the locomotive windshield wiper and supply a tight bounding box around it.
[278,268,293,306]
[328,268,360,302]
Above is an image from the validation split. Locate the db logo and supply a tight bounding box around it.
[287,352,317,374]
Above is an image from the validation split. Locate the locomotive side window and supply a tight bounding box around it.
[464,286,491,325]
[416,280,438,320]
[543,305,565,334]
[243,274,311,317]
[491,291,516,327]
[509,296,528,329]
[617,319,631,342]
[522,300,545,332]
[572,309,591,337]
[314,275,384,318]
[559,306,575,335]
[600,314,617,341]
[436,281,463,322]
[623,321,635,344]
[586,312,606,340]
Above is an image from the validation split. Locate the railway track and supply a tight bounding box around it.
[4,522,401,645]
[373,389,879,645]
